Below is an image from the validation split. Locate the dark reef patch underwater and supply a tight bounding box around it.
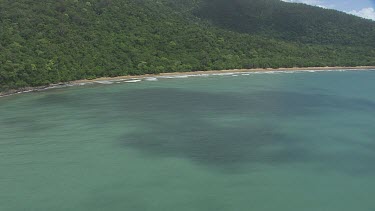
[1,70,375,211]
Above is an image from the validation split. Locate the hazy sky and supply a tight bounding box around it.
[282,0,375,20]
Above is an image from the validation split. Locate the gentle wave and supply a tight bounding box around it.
[212,72,236,76]
[145,77,158,81]
[94,81,114,85]
[159,75,190,79]
[125,79,142,83]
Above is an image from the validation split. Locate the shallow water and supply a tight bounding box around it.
[1,70,375,211]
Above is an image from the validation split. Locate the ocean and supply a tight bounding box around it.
[1,70,375,211]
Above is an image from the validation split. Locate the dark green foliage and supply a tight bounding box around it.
[194,0,375,46]
[0,0,374,91]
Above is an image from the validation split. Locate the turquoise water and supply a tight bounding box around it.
[1,70,375,211]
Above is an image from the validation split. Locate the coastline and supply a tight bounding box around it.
[1,66,375,98]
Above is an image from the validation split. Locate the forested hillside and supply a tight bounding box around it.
[1,0,375,91]
[193,0,375,46]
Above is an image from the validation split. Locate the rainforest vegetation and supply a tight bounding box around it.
[1,0,375,90]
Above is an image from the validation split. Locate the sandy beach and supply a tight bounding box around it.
[1,66,375,97]
[75,66,375,83]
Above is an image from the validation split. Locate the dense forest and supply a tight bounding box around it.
[193,0,375,46]
[1,0,375,91]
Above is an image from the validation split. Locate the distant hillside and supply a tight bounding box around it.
[1,0,374,91]
[193,0,375,46]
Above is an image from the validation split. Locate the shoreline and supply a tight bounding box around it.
[75,66,375,83]
[1,66,375,98]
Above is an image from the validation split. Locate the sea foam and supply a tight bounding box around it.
[94,80,114,84]
[125,79,142,83]
[145,77,158,81]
